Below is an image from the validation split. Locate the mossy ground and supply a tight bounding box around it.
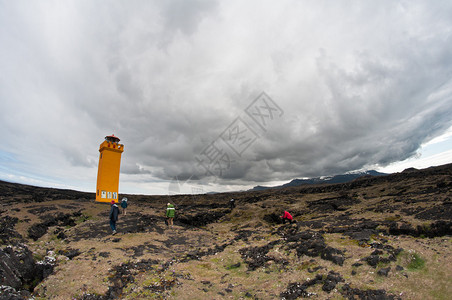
[1,165,452,299]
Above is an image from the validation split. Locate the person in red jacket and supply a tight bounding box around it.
[280,211,293,224]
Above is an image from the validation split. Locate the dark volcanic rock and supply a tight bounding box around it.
[57,231,67,240]
[425,221,452,236]
[58,248,81,259]
[0,285,31,300]
[243,195,266,203]
[378,267,391,277]
[283,230,346,266]
[365,255,380,267]
[233,230,254,242]
[322,271,344,292]
[99,252,110,258]
[346,229,378,242]
[263,213,283,224]
[28,212,84,241]
[341,283,401,300]
[182,241,234,262]
[178,209,228,227]
[0,244,53,295]
[28,224,48,241]
[0,216,22,245]
[415,205,452,220]
[0,180,94,204]
[298,215,384,243]
[239,241,282,270]
[280,275,323,299]
[79,294,104,300]
[388,221,452,237]
[280,271,344,299]
[27,206,58,215]
[307,195,360,213]
[362,244,401,268]
[104,259,162,299]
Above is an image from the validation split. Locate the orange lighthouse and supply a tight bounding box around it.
[96,134,124,203]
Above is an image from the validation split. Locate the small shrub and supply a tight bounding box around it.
[75,214,91,224]
[198,262,212,270]
[398,250,426,271]
[384,215,401,222]
[407,253,425,271]
[225,262,241,270]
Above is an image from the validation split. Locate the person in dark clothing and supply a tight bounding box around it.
[280,210,293,224]
[230,198,236,210]
[109,200,119,234]
[120,197,128,216]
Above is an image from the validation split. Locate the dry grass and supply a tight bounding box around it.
[1,165,452,299]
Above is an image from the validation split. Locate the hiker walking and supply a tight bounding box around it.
[109,200,119,235]
[166,203,175,227]
[230,198,236,210]
[280,210,293,224]
[120,197,128,216]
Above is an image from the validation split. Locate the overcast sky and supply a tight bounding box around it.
[1,0,452,195]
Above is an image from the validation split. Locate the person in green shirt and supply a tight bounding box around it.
[166,203,175,227]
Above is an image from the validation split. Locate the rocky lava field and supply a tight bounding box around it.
[1,163,452,299]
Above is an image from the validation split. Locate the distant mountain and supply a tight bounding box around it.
[249,185,270,191]
[249,170,388,191]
